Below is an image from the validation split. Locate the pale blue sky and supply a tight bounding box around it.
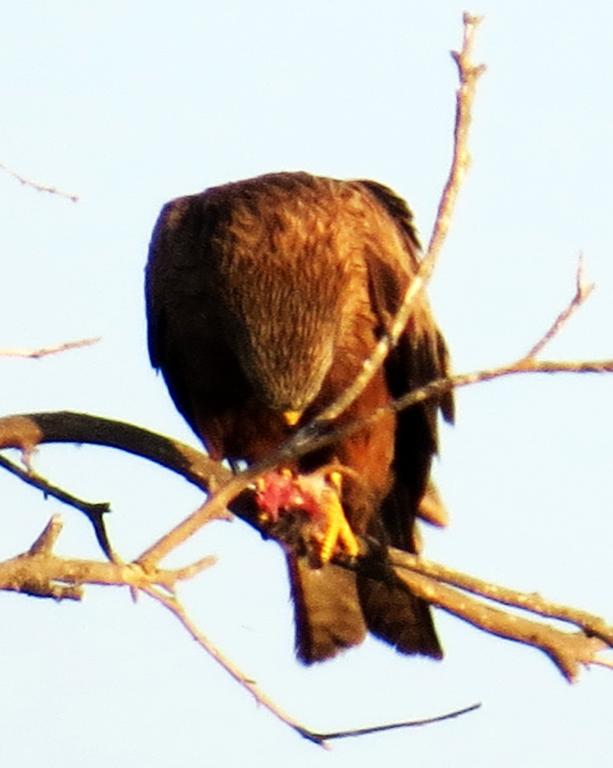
[2,2,612,766]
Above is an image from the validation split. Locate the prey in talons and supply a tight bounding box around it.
[254,467,359,566]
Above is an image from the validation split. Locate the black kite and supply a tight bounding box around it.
[146,172,453,663]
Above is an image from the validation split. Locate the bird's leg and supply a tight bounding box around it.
[314,470,359,564]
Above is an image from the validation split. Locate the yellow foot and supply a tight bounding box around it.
[314,471,359,564]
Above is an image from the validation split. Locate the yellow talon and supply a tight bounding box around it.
[316,474,359,563]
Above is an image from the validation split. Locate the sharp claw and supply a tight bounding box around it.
[316,477,359,564]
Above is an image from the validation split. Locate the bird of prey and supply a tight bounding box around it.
[146,171,453,663]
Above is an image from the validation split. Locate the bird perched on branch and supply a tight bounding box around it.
[146,171,453,663]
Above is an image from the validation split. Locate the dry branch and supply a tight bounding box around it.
[523,254,594,359]
[0,337,99,359]
[1,513,479,746]
[380,550,611,681]
[1,382,612,685]
[315,13,485,425]
[0,515,215,600]
[0,161,79,202]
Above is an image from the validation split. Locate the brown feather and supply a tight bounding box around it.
[146,171,453,663]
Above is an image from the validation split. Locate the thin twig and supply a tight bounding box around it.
[0,453,114,558]
[264,355,613,470]
[141,585,331,747]
[312,703,482,741]
[592,657,613,671]
[523,253,595,359]
[0,161,79,202]
[0,337,100,359]
[142,582,480,745]
[137,496,233,567]
[313,13,485,425]
[430,13,485,257]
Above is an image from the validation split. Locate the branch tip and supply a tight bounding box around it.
[29,515,63,555]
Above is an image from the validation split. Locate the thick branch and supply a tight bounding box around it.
[379,548,611,682]
[0,516,215,600]
[5,506,611,683]
[0,411,231,492]
[387,548,613,645]
[1,352,612,561]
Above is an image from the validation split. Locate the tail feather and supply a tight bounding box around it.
[287,556,367,664]
[286,478,444,663]
[357,574,442,658]
[363,477,443,657]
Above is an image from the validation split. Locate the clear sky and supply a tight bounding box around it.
[2,2,612,766]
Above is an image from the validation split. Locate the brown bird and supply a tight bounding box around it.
[145,171,453,663]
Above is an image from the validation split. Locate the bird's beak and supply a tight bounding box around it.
[282,410,302,427]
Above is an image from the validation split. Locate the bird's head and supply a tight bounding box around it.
[240,321,336,417]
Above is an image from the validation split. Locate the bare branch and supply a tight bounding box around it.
[28,514,64,555]
[137,496,233,568]
[312,703,482,742]
[141,584,332,747]
[430,12,485,257]
[387,549,613,646]
[403,570,606,682]
[0,337,100,359]
[0,161,79,202]
[6,503,611,686]
[0,412,230,492]
[314,13,485,424]
[0,452,113,557]
[2,514,482,743]
[1,349,612,565]
[378,548,612,682]
[0,517,216,599]
[523,253,595,359]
